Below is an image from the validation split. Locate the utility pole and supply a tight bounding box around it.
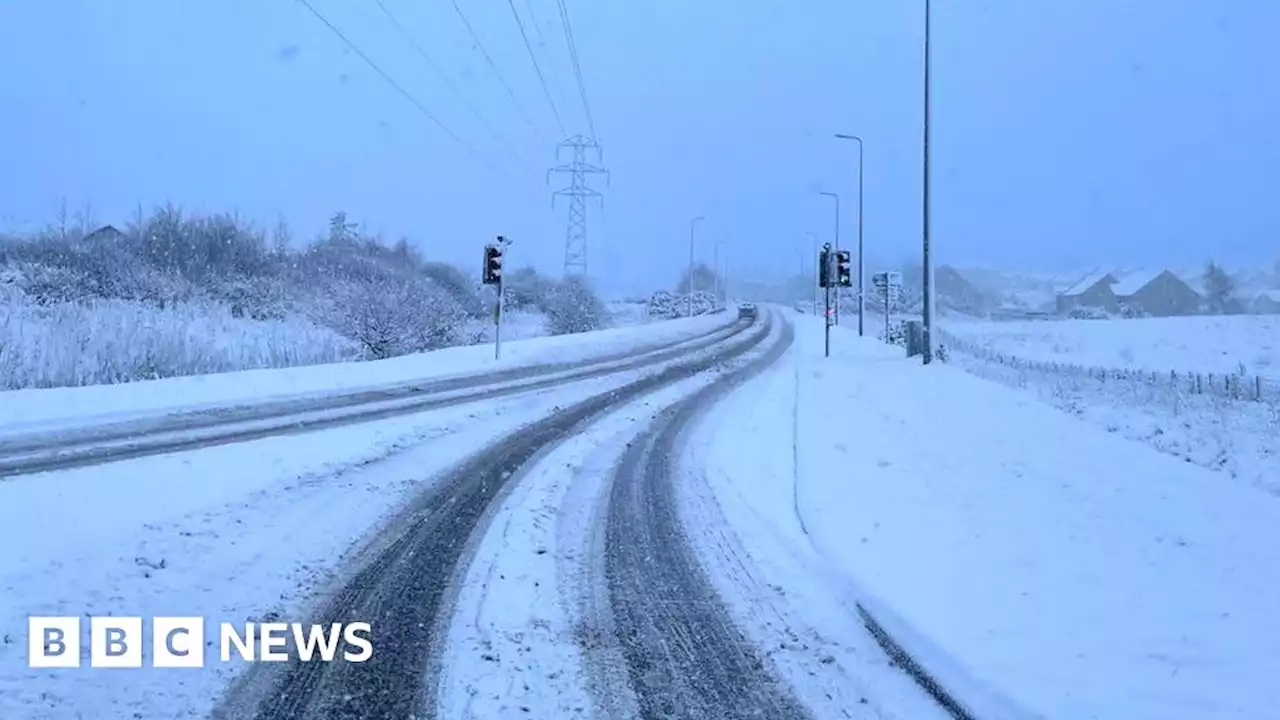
[549,135,609,277]
[921,0,935,364]
[834,133,865,336]
[819,191,840,324]
[806,231,819,314]
[713,239,725,306]
[687,215,704,317]
[819,243,833,357]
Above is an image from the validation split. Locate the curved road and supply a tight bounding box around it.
[213,313,776,720]
[0,319,743,477]
[599,312,809,719]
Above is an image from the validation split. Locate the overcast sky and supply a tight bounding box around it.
[2,1,1276,294]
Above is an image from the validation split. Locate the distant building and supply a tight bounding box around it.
[82,224,126,243]
[1056,270,1118,314]
[1112,269,1201,317]
[1249,290,1280,314]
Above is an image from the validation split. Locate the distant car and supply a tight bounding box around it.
[738,303,758,320]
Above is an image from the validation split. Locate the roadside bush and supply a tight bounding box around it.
[543,275,609,335]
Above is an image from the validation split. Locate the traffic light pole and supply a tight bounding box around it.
[824,284,832,358]
[484,236,511,361]
[495,273,505,361]
[821,242,832,358]
[884,277,891,344]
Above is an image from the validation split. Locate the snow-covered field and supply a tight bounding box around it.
[937,314,1280,494]
[0,311,722,436]
[945,315,1280,378]
[712,317,1280,719]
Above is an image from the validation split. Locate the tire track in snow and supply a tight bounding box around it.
[600,310,810,719]
[214,317,771,720]
[0,321,742,478]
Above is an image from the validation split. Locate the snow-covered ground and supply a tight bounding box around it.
[938,313,1280,494]
[946,350,1280,494]
[679,340,950,719]
[945,315,1280,378]
[707,316,1280,719]
[0,313,728,436]
[0,332,724,719]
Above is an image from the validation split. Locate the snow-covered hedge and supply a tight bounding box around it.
[0,288,357,389]
[543,275,609,336]
[647,290,717,319]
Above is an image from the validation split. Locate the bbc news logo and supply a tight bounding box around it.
[28,617,372,668]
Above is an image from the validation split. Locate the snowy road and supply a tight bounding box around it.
[597,317,812,719]
[4,309,972,720]
[0,319,742,477]
[213,312,782,718]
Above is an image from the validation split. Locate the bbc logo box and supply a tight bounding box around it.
[29,616,373,667]
[29,616,205,668]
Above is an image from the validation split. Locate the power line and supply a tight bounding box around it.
[522,0,574,117]
[370,0,537,176]
[554,0,597,140]
[505,0,567,137]
[292,0,514,182]
[448,0,548,144]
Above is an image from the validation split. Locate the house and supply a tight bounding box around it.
[1249,290,1280,314]
[1112,269,1201,317]
[82,224,125,243]
[1056,270,1118,314]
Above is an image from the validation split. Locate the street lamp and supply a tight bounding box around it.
[687,215,705,317]
[818,191,840,323]
[921,0,934,363]
[805,231,819,313]
[834,133,865,336]
[713,238,726,305]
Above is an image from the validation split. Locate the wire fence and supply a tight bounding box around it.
[935,327,1280,405]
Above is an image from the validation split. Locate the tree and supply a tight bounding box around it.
[543,275,608,335]
[674,262,721,296]
[1203,261,1237,314]
[506,266,554,310]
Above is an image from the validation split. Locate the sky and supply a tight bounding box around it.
[2,0,1277,296]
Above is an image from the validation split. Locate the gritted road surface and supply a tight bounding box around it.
[214,314,774,720]
[601,315,808,719]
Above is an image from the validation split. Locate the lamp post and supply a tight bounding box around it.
[806,231,819,313]
[818,191,840,323]
[687,215,704,317]
[834,133,865,336]
[713,238,726,306]
[921,0,934,363]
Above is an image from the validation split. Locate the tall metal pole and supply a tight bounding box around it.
[713,239,724,305]
[687,215,703,317]
[806,231,819,314]
[494,236,512,360]
[818,192,840,324]
[835,134,865,336]
[921,0,934,364]
[856,142,865,336]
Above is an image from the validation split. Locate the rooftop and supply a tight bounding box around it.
[1061,270,1112,296]
[1112,268,1167,296]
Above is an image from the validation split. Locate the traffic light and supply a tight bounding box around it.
[835,249,852,287]
[818,247,832,288]
[482,244,504,285]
